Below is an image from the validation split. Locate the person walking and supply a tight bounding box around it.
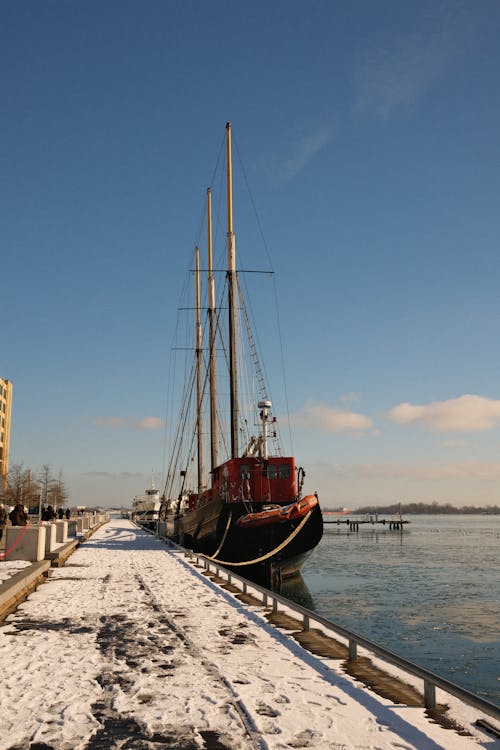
[0,502,8,541]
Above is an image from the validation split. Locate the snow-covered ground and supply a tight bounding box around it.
[0,519,498,750]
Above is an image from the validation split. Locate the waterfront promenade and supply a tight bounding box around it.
[0,519,498,750]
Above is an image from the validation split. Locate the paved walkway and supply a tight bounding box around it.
[0,519,496,750]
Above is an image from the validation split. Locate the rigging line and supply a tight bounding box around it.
[213,162,229,268]
[162,271,191,495]
[237,277,281,455]
[164,362,196,499]
[164,331,198,498]
[164,229,212,495]
[237,278,282,456]
[177,305,222,492]
[214,273,233,455]
[233,138,293,455]
[233,137,275,274]
[192,197,207,252]
[192,129,227,251]
[212,296,231,461]
[272,272,294,456]
[209,128,227,195]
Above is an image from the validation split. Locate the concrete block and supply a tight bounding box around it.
[5,526,47,562]
[44,523,57,554]
[67,520,77,537]
[76,518,84,534]
[55,520,68,543]
[82,515,90,531]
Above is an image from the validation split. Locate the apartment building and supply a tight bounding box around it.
[0,377,13,482]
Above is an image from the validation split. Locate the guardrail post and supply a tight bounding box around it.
[272,597,278,613]
[216,565,220,577]
[263,592,268,607]
[424,680,436,709]
[303,614,310,632]
[242,581,247,594]
[348,639,358,661]
[228,573,232,585]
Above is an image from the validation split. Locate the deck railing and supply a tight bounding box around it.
[155,533,500,725]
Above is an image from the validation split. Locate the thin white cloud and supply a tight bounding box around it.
[388,394,500,432]
[355,4,480,118]
[92,416,164,431]
[265,125,334,185]
[136,417,164,431]
[280,126,332,182]
[291,402,372,434]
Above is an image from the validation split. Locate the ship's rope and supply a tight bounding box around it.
[210,511,232,559]
[205,509,312,566]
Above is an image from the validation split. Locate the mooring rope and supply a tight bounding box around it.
[210,511,232,560]
[206,509,312,566]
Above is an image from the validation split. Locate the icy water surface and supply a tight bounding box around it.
[287,514,499,705]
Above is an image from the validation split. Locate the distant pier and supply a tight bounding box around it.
[322,512,409,531]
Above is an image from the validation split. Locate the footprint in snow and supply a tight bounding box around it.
[288,728,320,747]
[256,702,280,717]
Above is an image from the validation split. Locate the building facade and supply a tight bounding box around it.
[0,377,13,484]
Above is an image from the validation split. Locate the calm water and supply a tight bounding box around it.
[284,514,500,705]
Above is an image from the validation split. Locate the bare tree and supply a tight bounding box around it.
[0,463,40,508]
[0,464,69,513]
[50,470,69,509]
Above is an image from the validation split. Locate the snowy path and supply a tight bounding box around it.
[0,519,497,750]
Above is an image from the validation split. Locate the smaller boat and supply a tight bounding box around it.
[236,495,319,528]
[132,480,161,528]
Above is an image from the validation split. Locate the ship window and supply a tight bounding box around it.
[279,465,290,479]
[266,464,278,479]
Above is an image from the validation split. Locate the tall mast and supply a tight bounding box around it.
[195,246,203,493]
[226,121,239,458]
[207,188,218,472]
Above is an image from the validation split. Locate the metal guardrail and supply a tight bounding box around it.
[156,535,500,724]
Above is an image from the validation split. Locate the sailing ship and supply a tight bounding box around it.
[160,123,323,587]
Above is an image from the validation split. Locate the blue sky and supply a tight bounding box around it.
[2,1,500,508]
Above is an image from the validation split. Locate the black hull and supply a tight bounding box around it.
[164,499,323,588]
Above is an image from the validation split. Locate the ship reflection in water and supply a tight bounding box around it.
[280,574,315,611]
